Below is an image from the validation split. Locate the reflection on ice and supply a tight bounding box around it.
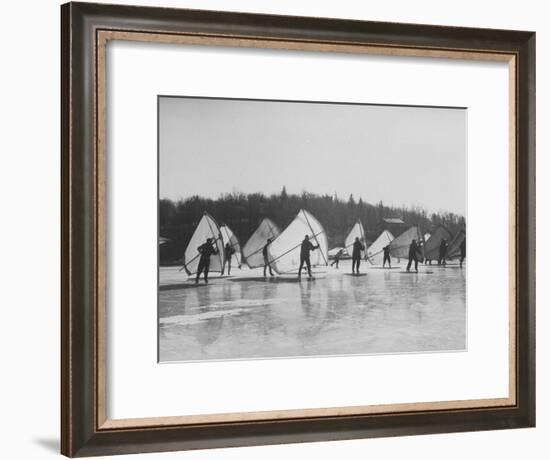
[159,261,466,362]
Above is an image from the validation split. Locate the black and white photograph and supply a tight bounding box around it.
[158,96,467,362]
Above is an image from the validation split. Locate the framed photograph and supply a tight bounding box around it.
[61,2,535,457]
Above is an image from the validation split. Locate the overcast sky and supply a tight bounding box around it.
[159,96,466,216]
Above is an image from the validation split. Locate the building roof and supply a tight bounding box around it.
[382,217,405,224]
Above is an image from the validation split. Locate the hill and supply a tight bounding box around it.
[159,188,465,265]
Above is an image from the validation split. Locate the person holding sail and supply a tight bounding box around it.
[298,235,319,280]
[351,237,365,274]
[330,248,344,269]
[406,239,421,273]
[263,237,275,278]
[438,238,448,266]
[195,237,219,284]
[382,244,391,268]
[221,241,236,276]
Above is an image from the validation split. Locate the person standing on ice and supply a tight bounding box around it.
[382,244,391,268]
[459,237,466,268]
[195,237,219,284]
[221,242,235,276]
[330,248,344,269]
[263,237,275,277]
[351,237,365,274]
[438,238,448,265]
[406,239,420,273]
[298,235,319,279]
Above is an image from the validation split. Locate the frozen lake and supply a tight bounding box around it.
[158,260,466,362]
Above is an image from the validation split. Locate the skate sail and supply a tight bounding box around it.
[366,230,395,264]
[242,218,281,268]
[220,224,242,268]
[447,229,466,259]
[181,212,224,274]
[344,220,367,259]
[389,226,424,259]
[267,209,328,274]
[423,225,452,261]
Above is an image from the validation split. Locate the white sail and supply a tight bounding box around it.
[182,212,224,275]
[424,232,431,242]
[267,210,328,275]
[344,220,367,259]
[366,230,395,265]
[389,226,424,259]
[220,224,242,268]
[242,218,280,268]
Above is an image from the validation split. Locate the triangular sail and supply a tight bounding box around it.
[424,232,431,242]
[220,224,242,268]
[423,225,453,261]
[389,226,424,259]
[366,230,395,265]
[344,220,367,259]
[267,209,328,275]
[182,213,224,274]
[447,229,466,259]
[242,218,281,268]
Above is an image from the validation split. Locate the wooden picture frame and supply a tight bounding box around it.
[61,1,535,457]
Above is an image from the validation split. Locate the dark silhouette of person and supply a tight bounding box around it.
[438,238,448,265]
[221,242,235,276]
[406,239,420,273]
[263,238,274,277]
[460,237,466,268]
[330,248,344,269]
[382,245,391,268]
[195,237,219,284]
[351,237,365,274]
[298,235,319,279]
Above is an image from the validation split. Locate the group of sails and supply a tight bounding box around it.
[180,210,329,277]
[179,210,465,279]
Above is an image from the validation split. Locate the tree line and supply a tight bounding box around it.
[159,188,465,265]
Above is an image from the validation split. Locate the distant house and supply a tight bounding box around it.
[382,218,405,225]
[376,217,406,235]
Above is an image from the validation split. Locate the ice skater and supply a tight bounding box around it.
[263,237,275,277]
[195,237,219,284]
[221,242,235,275]
[298,235,319,280]
[406,239,420,273]
[438,238,448,265]
[330,248,344,269]
[460,237,466,268]
[351,237,365,274]
[382,244,391,268]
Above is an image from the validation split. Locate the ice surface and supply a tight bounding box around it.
[158,260,466,362]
